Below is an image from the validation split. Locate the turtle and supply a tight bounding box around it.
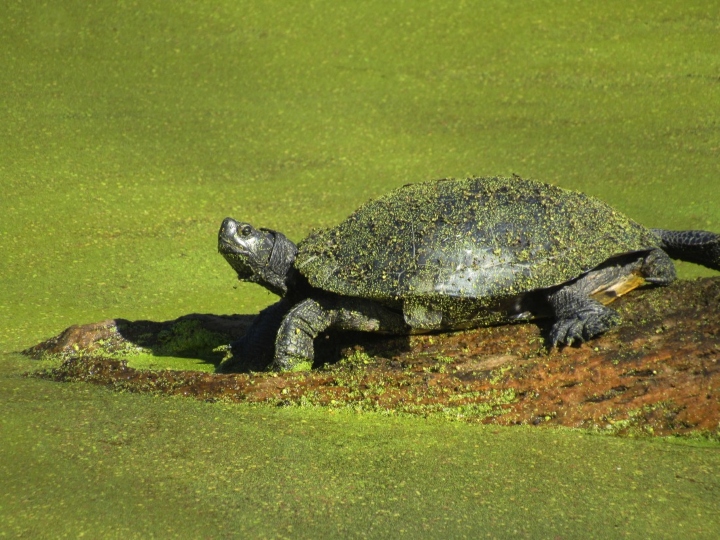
[217,176,720,372]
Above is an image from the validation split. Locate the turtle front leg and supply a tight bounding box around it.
[273,296,408,371]
[273,298,332,371]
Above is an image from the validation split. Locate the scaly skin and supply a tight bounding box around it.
[273,296,408,371]
[651,229,720,271]
[548,249,675,346]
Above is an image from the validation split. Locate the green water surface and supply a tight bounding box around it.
[1,0,719,537]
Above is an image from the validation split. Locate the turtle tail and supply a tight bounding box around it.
[651,228,720,271]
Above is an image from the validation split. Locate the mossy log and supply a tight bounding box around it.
[26,278,720,438]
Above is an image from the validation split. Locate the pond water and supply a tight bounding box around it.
[1,0,719,536]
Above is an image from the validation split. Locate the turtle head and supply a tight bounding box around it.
[218,218,298,296]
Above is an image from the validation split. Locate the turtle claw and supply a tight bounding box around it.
[550,307,621,347]
[550,319,586,347]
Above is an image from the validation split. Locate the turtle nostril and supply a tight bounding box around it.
[221,218,237,236]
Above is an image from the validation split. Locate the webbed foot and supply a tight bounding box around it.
[550,305,621,347]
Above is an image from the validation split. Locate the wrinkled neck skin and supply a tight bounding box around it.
[222,229,298,297]
[258,230,300,296]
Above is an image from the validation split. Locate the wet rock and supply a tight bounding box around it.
[26,278,720,438]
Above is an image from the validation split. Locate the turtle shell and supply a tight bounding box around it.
[295,177,658,313]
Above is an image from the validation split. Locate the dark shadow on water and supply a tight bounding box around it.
[116,314,413,372]
[24,312,413,373]
[113,313,257,368]
[313,331,412,369]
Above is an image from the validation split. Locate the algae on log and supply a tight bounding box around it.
[25,278,720,438]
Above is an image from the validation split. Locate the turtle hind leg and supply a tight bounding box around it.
[546,250,676,346]
[546,261,639,346]
[547,286,622,347]
[641,248,676,285]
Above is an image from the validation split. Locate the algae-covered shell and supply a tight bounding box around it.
[295,177,659,304]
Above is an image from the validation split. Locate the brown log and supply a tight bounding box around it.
[27,277,720,438]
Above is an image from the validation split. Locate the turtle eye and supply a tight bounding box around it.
[240,225,252,237]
